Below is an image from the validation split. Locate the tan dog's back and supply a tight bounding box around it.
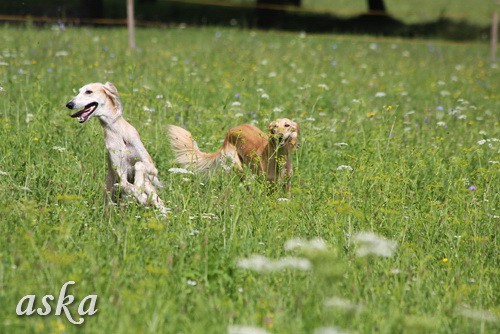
[224,124,268,163]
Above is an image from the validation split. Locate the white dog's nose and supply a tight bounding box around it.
[66,101,75,109]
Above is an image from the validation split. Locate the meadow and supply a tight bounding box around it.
[0,25,498,333]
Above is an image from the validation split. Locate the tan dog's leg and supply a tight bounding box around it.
[283,160,293,193]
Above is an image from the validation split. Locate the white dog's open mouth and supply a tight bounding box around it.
[69,102,98,123]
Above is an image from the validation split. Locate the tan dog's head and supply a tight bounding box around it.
[268,118,299,149]
[66,82,122,123]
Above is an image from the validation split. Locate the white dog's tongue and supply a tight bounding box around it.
[70,104,96,123]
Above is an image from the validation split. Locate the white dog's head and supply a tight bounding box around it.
[268,118,299,149]
[66,82,122,123]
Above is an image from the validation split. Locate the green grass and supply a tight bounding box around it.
[0,26,499,333]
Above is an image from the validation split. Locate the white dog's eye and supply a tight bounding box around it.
[85,90,93,95]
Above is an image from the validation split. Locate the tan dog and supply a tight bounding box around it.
[167,118,299,191]
[66,82,168,215]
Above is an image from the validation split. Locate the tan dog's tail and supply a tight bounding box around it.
[167,125,223,172]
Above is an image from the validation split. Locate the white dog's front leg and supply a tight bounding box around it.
[134,162,168,215]
[104,168,118,205]
[114,167,148,206]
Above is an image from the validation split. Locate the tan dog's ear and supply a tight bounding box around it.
[268,121,277,133]
[102,82,122,111]
[290,121,299,148]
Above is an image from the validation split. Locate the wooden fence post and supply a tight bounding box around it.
[491,12,498,63]
[127,0,136,49]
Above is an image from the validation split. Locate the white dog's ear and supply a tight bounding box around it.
[102,82,121,111]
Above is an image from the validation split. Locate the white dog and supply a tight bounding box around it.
[66,82,168,215]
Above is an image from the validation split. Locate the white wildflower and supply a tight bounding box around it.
[353,232,397,258]
[55,50,69,57]
[318,83,329,90]
[231,101,241,107]
[478,138,499,146]
[352,99,361,104]
[284,237,327,251]
[236,255,311,272]
[0,86,4,92]
[187,279,197,286]
[273,106,283,113]
[268,72,277,78]
[313,326,350,334]
[155,94,163,99]
[25,113,34,123]
[52,146,66,152]
[201,213,218,220]
[0,170,8,176]
[143,106,155,112]
[375,92,386,97]
[165,101,173,109]
[228,325,270,334]
[440,90,450,96]
[336,165,353,172]
[277,197,289,202]
[261,93,269,99]
[437,80,446,86]
[306,117,316,121]
[489,160,499,164]
[0,61,9,66]
[234,113,244,118]
[436,121,447,127]
[168,167,194,174]
[189,230,199,236]
[455,306,498,322]
[324,297,363,312]
[479,130,487,135]
[334,142,348,147]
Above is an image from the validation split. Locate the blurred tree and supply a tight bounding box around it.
[81,0,104,18]
[257,0,301,7]
[368,0,386,13]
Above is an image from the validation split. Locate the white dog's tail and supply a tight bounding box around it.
[167,125,223,172]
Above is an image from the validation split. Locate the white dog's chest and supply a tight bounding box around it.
[106,143,141,181]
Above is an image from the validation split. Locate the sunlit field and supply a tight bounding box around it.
[0,25,498,333]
